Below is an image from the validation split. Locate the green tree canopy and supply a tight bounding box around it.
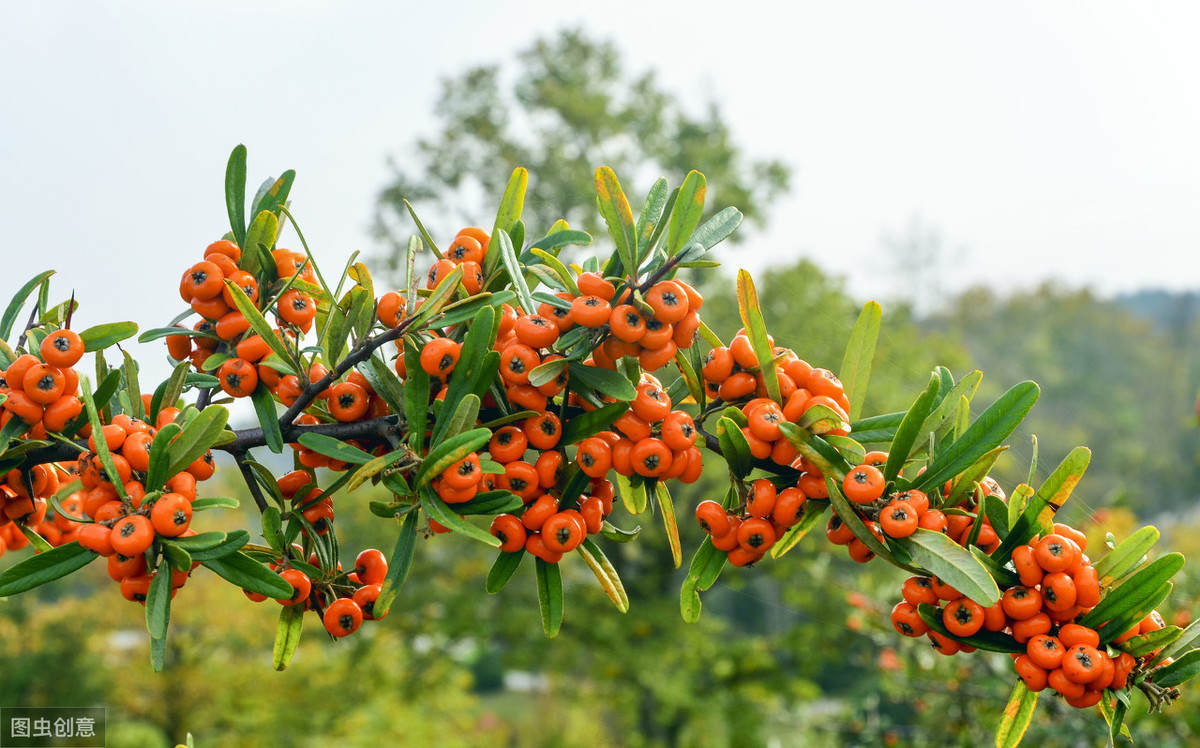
[373,27,790,265]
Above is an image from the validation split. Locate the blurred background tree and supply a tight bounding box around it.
[371,27,790,271]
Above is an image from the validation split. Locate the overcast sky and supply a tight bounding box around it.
[2,1,1197,385]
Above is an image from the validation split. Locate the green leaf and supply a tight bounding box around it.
[839,302,881,422]
[561,401,629,445]
[827,477,917,571]
[180,529,250,563]
[613,473,648,515]
[771,502,829,559]
[403,337,430,452]
[0,541,97,596]
[202,551,293,599]
[166,406,230,480]
[535,558,564,638]
[527,229,592,253]
[667,171,706,257]
[374,510,419,617]
[436,291,516,328]
[529,249,581,296]
[1154,648,1200,688]
[79,378,126,499]
[896,529,1001,606]
[735,270,780,403]
[907,381,1040,495]
[431,306,495,444]
[486,550,525,594]
[415,427,492,487]
[249,383,284,454]
[1155,617,1200,664]
[600,521,641,543]
[226,144,248,247]
[569,363,637,402]
[680,537,726,622]
[146,558,172,641]
[161,531,229,554]
[491,229,536,315]
[79,321,138,353]
[161,543,193,573]
[578,538,629,613]
[688,206,743,251]
[244,208,279,257]
[595,166,637,279]
[884,371,941,483]
[484,167,528,277]
[260,507,284,552]
[297,433,375,465]
[716,417,752,479]
[0,270,55,341]
[273,604,305,671]
[453,490,524,516]
[1079,552,1184,630]
[252,170,296,221]
[410,264,464,329]
[1099,687,1131,746]
[635,177,670,257]
[1094,526,1160,587]
[917,603,1022,653]
[994,447,1092,561]
[420,487,501,548]
[778,423,853,481]
[224,279,296,369]
[1121,626,1183,658]
[994,681,1038,748]
[655,482,682,569]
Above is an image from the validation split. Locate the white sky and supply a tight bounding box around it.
[2,1,1198,386]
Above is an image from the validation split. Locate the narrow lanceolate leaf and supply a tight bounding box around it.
[250,383,284,454]
[994,681,1038,748]
[486,550,525,594]
[688,206,743,251]
[225,144,248,247]
[202,552,294,600]
[403,338,430,451]
[921,369,983,439]
[848,411,904,445]
[79,321,139,352]
[635,177,669,257]
[613,473,648,515]
[431,306,495,444]
[273,604,305,671]
[569,363,638,402]
[420,487,501,548]
[595,167,637,278]
[1121,626,1183,658]
[736,270,780,403]
[884,371,941,483]
[79,378,126,499]
[225,279,296,369]
[716,416,752,479]
[252,170,296,221]
[535,558,564,638]
[1156,617,1200,664]
[771,502,830,559]
[667,171,706,256]
[994,446,1092,560]
[907,381,1040,495]
[897,529,1001,606]
[1100,690,1130,746]
[411,264,465,329]
[146,558,172,641]
[529,249,581,297]
[374,510,419,617]
[778,423,853,481]
[1154,649,1200,688]
[485,167,528,277]
[578,538,629,613]
[562,401,629,446]
[917,604,1022,653]
[1094,525,1160,586]
[403,199,441,257]
[655,482,682,569]
[1,270,54,341]
[826,478,918,572]
[840,301,881,422]
[0,542,97,597]
[297,433,375,465]
[181,529,249,562]
[166,406,230,480]
[680,537,727,622]
[1080,552,1184,630]
[414,427,492,487]
[491,229,536,315]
